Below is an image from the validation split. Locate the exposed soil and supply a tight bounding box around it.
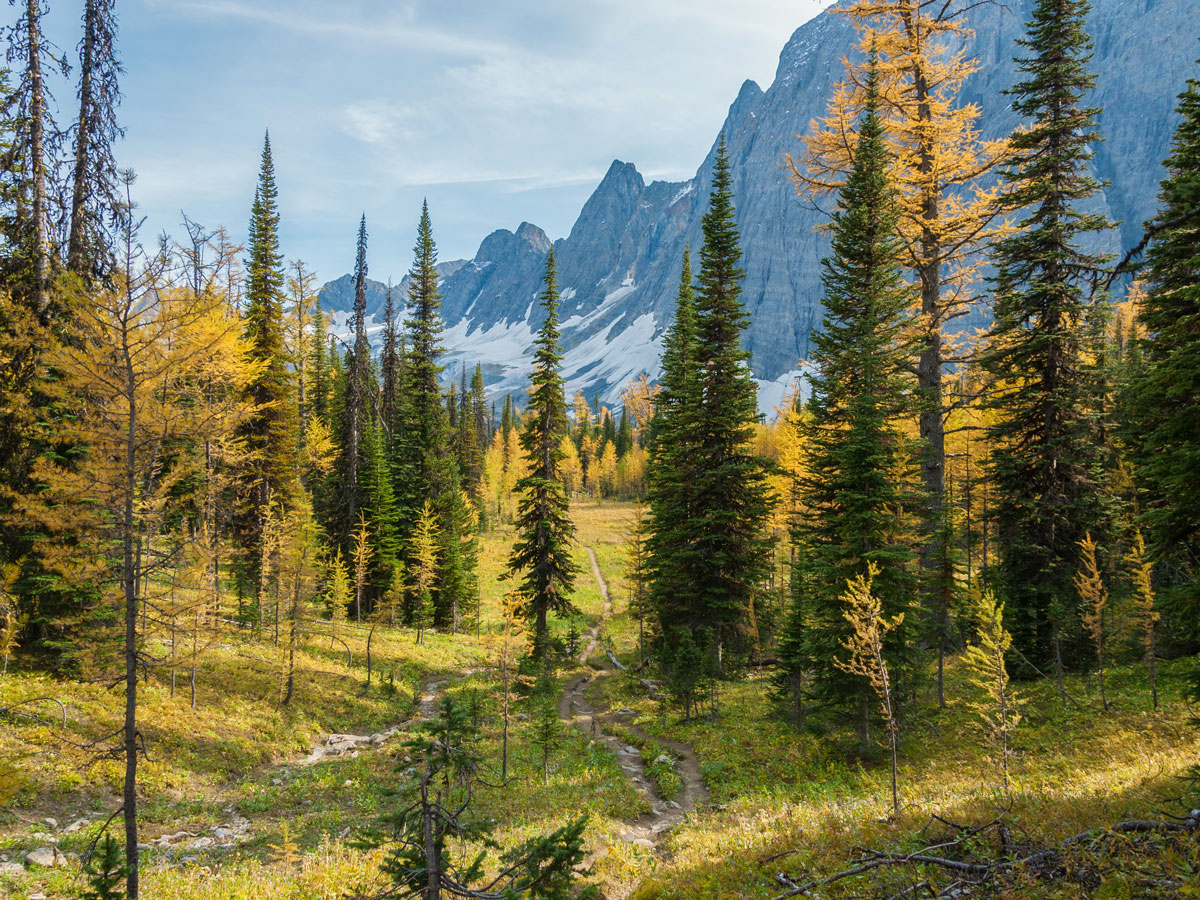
[558,547,709,851]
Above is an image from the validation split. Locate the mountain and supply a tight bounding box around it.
[319,0,1198,411]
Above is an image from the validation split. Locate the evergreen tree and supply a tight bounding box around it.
[1131,62,1200,647]
[380,280,402,445]
[646,247,699,645]
[234,133,298,600]
[4,0,64,315]
[470,363,488,449]
[394,202,474,627]
[67,0,122,278]
[676,135,773,666]
[310,297,331,425]
[361,411,400,603]
[456,366,483,495]
[394,201,448,537]
[335,215,371,551]
[500,394,514,441]
[980,0,1112,675]
[507,249,580,666]
[615,406,633,458]
[776,65,917,735]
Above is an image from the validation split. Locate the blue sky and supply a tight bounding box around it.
[39,0,833,283]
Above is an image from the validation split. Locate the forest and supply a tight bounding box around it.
[0,0,1197,898]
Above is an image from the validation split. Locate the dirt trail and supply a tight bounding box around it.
[558,547,709,850]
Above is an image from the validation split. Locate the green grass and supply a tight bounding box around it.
[3,497,1196,900]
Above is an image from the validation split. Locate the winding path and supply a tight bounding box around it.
[558,547,709,850]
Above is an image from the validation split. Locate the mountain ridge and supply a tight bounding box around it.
[320,0,1197,410]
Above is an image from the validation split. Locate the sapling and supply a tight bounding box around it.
[1075,533,1109,712]
[1127,529,1160,709]
[834,564,903,816]
[963,590,1022,794]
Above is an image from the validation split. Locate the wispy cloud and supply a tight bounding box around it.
[152,0,509,58]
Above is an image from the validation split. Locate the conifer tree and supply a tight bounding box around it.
[410,501,439,645]
[834,565,903,813]
[1131,64,1200,648]
[981,0,1112,675]
[963,590,1021,794]
[285,259,318,449]
[1126,529,1160,709]
[507,249,579,666]
[646,247,699,643]
[361,414,400,601]
[393,202,475,627]
[5,0,64,315]
[1075,533,1109,711]
[682,135,774,667]
[777,66,917,735]
[67,0,122,278]
[792,1,1010,622]
[336,215,371,550]
[395,202,447,519]
[380,280,402,443]
[470,363,488,449]
[235,133,298,602]
[309,297,331,425]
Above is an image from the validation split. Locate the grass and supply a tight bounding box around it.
[2,497,1197,899]
[0,502,651,900]
[598,624,1200,898]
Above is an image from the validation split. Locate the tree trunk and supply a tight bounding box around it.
[422,773,441,900]
[122,348,140,899]
[26,0,51,317]
[67,0,96,272]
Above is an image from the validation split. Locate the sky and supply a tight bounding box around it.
[40,0,834,283]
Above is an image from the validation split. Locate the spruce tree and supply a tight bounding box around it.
[360,410,398,601]
[394,202,474,627]
[470,363,488,449]
[67,0,122,278]
[1131,62,1200,645]
[980,0,1112,675]
[380,280,401,444]
[776,63,917,736]
[310,297,331,426]
[235,133,298,600]
[678,135,773,666]
[646,247,700,644]
[336,215,371,550]
[394,201,448,537]
[507,249,580,666]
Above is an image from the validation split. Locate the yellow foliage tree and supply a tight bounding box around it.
[789,0,1011,596]
[834,564,903,816]
[559,435,583,497]
[351,512,372,625]
[596,440,619,498]
[325,548,351,651]
[620,373,658,442]
[410,500,440,645]
[1075,533,1109,712]
[963,589,1021,794]
[0,562,21,675]
[615,444,648,500]
[1127,529,1160,709]
[21,234,250,894]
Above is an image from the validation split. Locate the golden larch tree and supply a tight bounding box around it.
[789,0,1011,606]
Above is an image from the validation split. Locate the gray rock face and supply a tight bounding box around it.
[320,0,1196,409]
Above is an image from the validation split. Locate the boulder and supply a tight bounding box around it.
[24,847,68,868]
